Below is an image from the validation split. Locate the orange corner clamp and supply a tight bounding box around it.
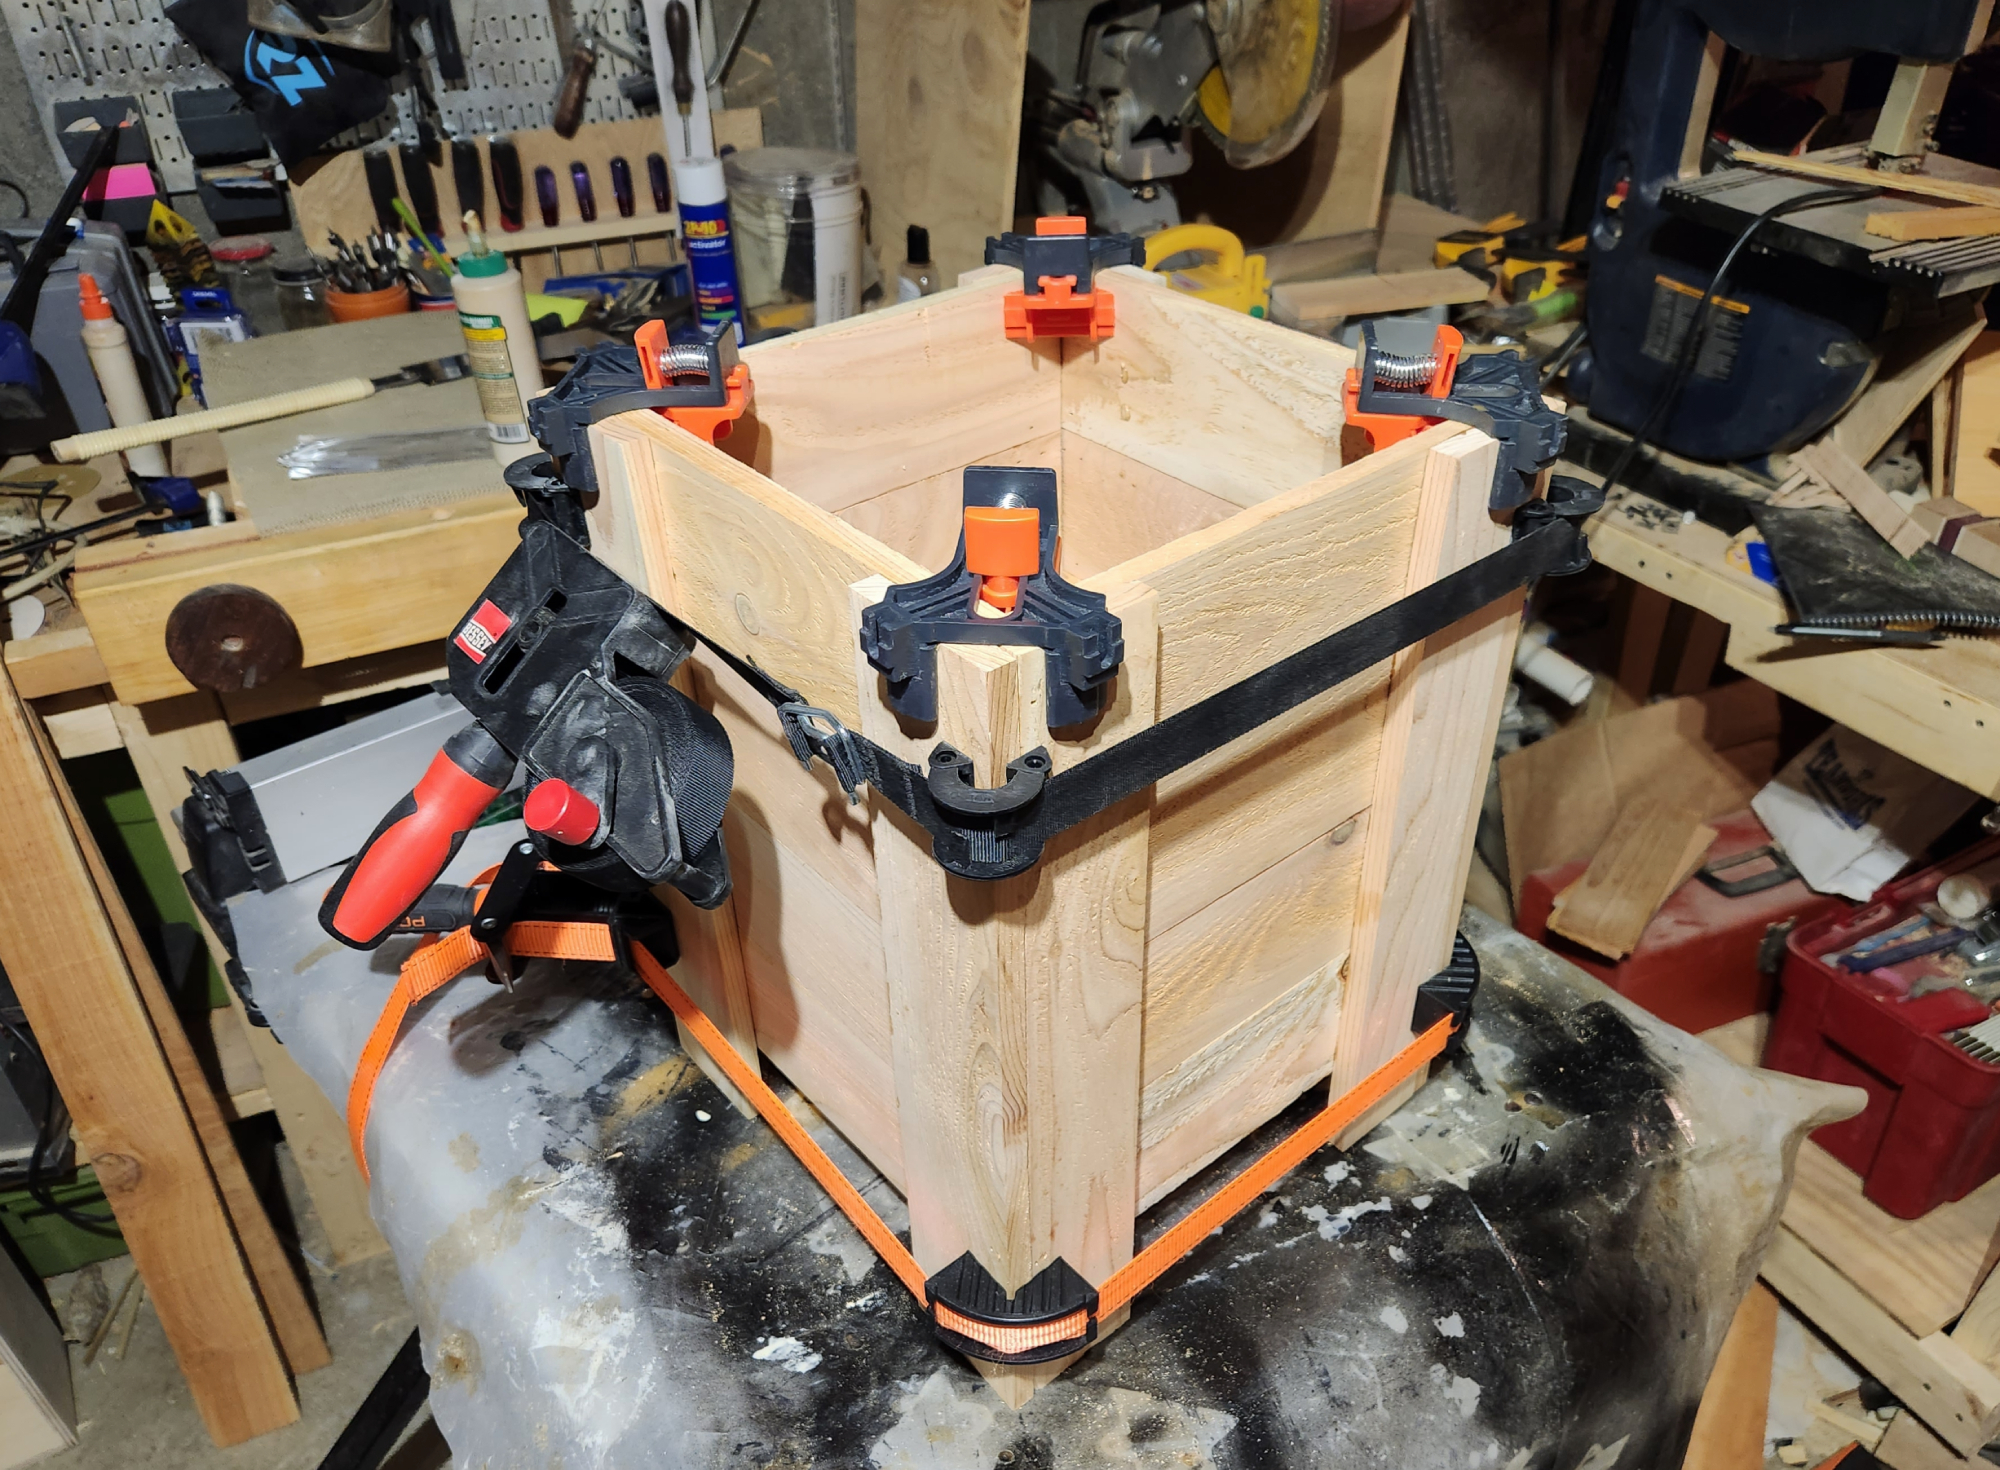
[985,216,1144,344]
[634,318,753,445]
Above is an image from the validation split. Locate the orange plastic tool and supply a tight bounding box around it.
[1342,324,1465,452]
[1001,217,1119,343]
[634,318,752,444]
[963,506,1039,612]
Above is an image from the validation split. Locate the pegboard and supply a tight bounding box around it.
[2,0,669,195]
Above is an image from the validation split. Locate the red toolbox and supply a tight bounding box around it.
[1517,809,1844,1034]
[1762,838,2000,1220]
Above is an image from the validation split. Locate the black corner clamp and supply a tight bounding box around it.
[925,1253,1099,1366]
[983,218,1145,342]
[1353,320,1570,512]
[859,466,1124,729]
[505,319,747,540]
[1412,931,1480,1072]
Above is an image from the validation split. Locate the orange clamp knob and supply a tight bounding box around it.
[964,506,1039,613]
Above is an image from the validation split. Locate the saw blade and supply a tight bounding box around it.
[1198,0,1340,168]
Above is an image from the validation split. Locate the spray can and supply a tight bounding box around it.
[77,274,169,479]
[675,157,743,344]
[449,214,542,466]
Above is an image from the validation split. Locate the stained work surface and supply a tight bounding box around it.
[237,830,1835,1469]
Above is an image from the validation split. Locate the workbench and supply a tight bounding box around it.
[227,824,1849,1468]
[0,311,528,1443]
[1585,484,2000,797]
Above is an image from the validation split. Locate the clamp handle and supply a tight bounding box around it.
[319,723,516,949]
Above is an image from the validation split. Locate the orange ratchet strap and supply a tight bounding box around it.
[347,921,1452,1355]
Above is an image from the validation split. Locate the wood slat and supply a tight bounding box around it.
[0,670,296,1446]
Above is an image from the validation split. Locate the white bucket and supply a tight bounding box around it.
[725,147,863,329]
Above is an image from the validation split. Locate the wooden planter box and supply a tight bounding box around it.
[585,265,1519,1401]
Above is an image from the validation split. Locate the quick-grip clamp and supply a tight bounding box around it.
[858,466,1124,730]
[1345,321,1569,512]
[984,217,1144,342]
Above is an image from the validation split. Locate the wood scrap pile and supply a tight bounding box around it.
[1498,682,1782,960]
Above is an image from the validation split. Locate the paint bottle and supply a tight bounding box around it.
[449,213,542,465]
[76,273,169,479]
[675,156,743,344]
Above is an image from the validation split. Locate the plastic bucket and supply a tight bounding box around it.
[724,147,863,329]
[326,282,412,322]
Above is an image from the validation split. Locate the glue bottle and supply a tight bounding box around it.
[76,274,169,479]
[449,213,542,465]
[675,157,744,344]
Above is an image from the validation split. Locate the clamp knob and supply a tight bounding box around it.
[524,778,602,846]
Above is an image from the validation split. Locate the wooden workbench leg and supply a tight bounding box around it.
[0,670,298,1446]
[1333,435,1521,1138]
[1618,583,1672,700]
[856,582,1157,1408]
[111,696,388,1267]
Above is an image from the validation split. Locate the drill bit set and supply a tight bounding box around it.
[319,231,451,297]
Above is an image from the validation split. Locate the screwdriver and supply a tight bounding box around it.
[665,0,694,154]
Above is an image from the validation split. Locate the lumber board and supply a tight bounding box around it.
[1586,490,2000,799]
[111,694,390,1268]
[85,702,328,1376]
[1830,310,1986,471]
[1868,206,2000,241]
[1143,821,1367,1088]
[724,807,904,1190]
[730,277,1063,514]
[35,686,121,759]
[1795,439,1930,558]
[1056,434,1241,578]
[595,412,925,729]
[1270,267,1490,328]
[1683,1282,1780,1470]
[1951,333,2000,516]
[4,623,109,699]
[0,669,296,1446]
[1147,665,1386,934]
[857,579,1156,1407]
[1733,150,2000,209]
[71,492,524,706]
[853,0,1030,286]
[1878,1409,1978,1470]
[1762,1226,2000,1456]
[1331,433,1519,1117]
[216,641,446,726]
[1277,6,1411,240]
[1547,798,1713,960]
[1061,268,1359,510]
[834,432,1063,574]
[1092,422,1458,715]
[1138,955,1345,1209]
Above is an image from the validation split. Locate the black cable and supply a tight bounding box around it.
[0,1017,119,1234]
[1597,182,1880,502]
[1539,321,1588,389]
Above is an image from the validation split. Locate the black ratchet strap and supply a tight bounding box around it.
[671,483,1599,881]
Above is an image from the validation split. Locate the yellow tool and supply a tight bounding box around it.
[1190,0,1339,169]
[1144,224,1271,318]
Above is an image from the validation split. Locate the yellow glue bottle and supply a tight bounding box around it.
[449,213,542,465]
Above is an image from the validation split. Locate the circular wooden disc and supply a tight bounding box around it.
[164,584,303,692]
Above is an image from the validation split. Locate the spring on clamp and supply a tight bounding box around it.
[657,342,717,380]
[1372,351,1440,391]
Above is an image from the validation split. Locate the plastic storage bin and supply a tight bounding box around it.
[1763,837,2000,1218]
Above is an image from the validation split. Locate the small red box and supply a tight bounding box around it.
[1762,839,2000,1220]
[1517,809,1843,1034]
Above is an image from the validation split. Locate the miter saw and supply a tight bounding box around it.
[1035,0,1340,234]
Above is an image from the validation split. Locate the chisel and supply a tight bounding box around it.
[51,355,473,463]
